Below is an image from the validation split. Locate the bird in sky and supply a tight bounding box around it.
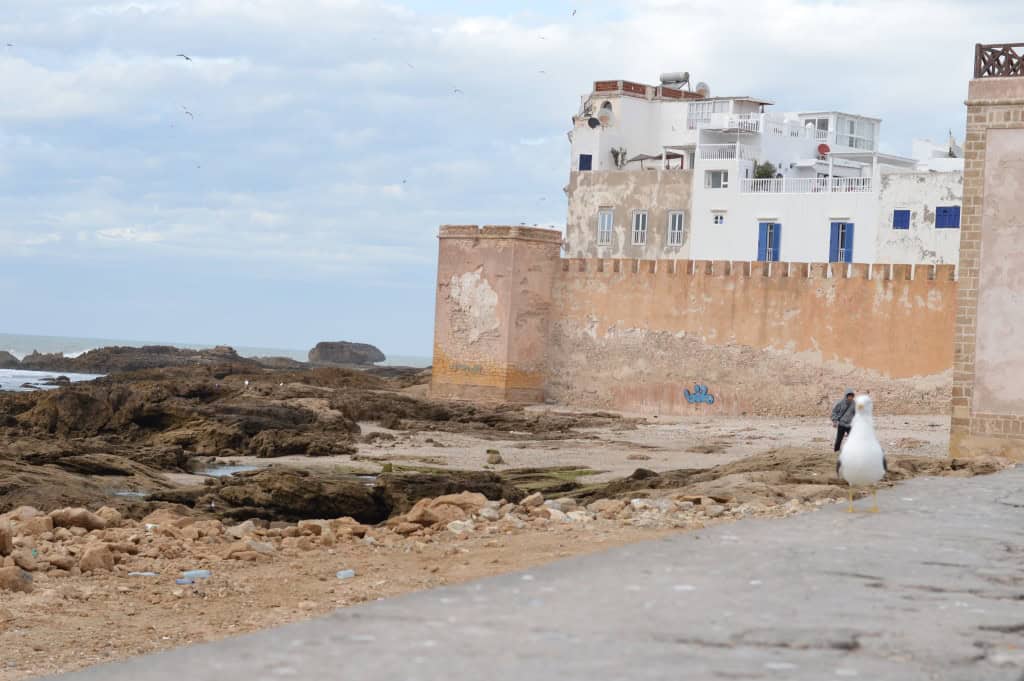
[5,43,13,47]
[538,70,547,75]
[538,35,547,40]
[571,9,577,16]
[452,87,464,95]
[176,53,192,61]
[406,62,415,69]
[181,106,194,118]
[837,394,887,512]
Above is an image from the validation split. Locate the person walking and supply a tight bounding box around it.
[831,389,857,453]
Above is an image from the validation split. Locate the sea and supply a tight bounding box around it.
[0,332,431,392]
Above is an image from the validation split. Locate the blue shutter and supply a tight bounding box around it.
[892,210,910,229]
[843,223,855,263]
[936,206,960,228]
[757,223,768,262]
[829,222,841,262]
[771,223,781,261]
[579,154,592,171]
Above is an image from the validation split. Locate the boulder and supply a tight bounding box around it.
[521,492,545,508]
[49,508,107,531]
[375,471,523,516]
[0,566,33,593]
[17,515,53,537]
[406,499,467,527]
[308,341,385,367]
[79,545,115,572]
[0,521,13,556]
[0,351,19,369]
[214,469,387,524]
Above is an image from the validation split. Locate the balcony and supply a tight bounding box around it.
[739,177,873,194]
[698,144,757,161]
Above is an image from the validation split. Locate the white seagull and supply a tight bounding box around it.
[837,394,887,512]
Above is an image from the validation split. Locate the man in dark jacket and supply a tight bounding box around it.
[831,389,856,452]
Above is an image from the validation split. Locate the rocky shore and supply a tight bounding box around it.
[4,340,390,376]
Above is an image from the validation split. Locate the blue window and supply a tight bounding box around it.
[579,154,593,171]
[935,205,960,228]
[757,222,781,262]
[829,222,855,263]
[892,209,910,230]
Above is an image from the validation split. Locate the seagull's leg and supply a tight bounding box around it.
[847,488,855,513]
[870,488,879,513]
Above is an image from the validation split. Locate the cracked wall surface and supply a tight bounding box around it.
[565,169,693,259]
[876,172,963,264]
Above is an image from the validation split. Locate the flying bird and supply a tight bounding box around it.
[181,106,194,118]
[452,87,464,95]
[538,35,547,40]
[406,62,415,69]
[837,394,887,512]
[571,9,576,16]
[538,70,547,75]
[176,53,192,61]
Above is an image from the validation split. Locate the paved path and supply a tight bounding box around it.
[55,467,1024,681]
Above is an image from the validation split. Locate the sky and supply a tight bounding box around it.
[1,0,1020,357]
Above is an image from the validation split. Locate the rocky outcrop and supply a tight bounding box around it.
[308,341,385,367]
[0,351,19,369]
[18,345,258,374]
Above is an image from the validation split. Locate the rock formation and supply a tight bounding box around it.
[308,341,385,366]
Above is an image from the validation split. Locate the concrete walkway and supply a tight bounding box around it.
[54,467,1024,681]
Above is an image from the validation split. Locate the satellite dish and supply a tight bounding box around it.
[694,82,710,98]
[587,117,600,129]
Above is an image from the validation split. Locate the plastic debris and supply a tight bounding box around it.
[175,578,194,585]
[336,569,356,580]
[182,569,211,580]
[128,572,159,577]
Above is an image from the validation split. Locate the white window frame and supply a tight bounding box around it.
[667,211,684,246]
[596,208,613,246]
[631,210,648,245]
[705,170,729,189]
[712,211,726,225]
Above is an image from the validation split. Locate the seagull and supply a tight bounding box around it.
[452,87,463,95]
[538,70,547,75]
[571,9,576,16]
[176,53,192,61]
[406,62,415,69]
[182,106,194,118]
[837,394,887,513]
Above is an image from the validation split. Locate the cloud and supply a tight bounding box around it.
[0,0,1013,351]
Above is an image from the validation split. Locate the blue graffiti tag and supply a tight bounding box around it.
[684,384,715,405]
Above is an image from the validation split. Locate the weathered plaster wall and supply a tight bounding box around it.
[547,260,955,416]
[951,76,1024,461]
[430,225,561,402]
[876,171,963,264]
[565,169,693,260]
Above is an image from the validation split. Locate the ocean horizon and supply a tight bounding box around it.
[0,332,432,368]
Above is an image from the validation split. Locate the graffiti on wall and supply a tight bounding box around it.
[683,384,715,405]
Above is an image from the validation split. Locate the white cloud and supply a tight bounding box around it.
[0,0,1014,275]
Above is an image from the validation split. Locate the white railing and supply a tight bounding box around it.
[698,144,757,161]
[739,176,874,194]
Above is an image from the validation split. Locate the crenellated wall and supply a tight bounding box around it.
[548,257,955,416]
[431,225,956,415]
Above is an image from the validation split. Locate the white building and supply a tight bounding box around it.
[564,75,963,265]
